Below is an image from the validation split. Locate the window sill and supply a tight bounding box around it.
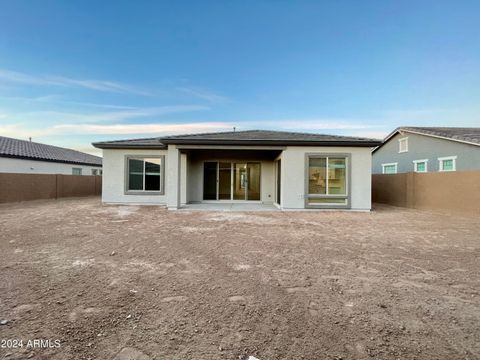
[124,191,165,196]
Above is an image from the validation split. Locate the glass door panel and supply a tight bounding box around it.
[233,163,247,200]
[218,162,232,200]
[247,163,261,200]
[203,162,217,200]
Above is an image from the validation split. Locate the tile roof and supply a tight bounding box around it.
[0,136,102,166]
[400,127,480,145]
[93,130,381,148]
[373,127,480,153]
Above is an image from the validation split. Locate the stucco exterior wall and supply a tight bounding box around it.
[102,145,373,210]
[372,132,480,174]
[102,148,169,204]
[0,156,102,175]
[281,146,372,210]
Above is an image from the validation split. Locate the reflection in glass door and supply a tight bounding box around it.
[218,162,232,200]
[247,163,260,200]
[233,163,246,200]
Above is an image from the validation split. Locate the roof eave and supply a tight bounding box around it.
[160,139,381,147]
[92,143,167,150]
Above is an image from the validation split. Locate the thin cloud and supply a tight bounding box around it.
[0,122,233,138]
[0,105,210,124]
[54,122,233,135]
[0,94,138,109]
[176,86,228,103]
[0,69,151,96]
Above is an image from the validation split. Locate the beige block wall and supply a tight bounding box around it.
[372,171,480,213]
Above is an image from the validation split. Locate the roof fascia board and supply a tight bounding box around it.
[161,139,380,147]
[92,143,167,150]
[176,144,287,150]
[0,154,102,167]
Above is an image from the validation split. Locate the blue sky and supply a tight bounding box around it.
[0,0,479,155]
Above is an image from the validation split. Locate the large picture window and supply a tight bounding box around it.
[126,156,164,194]
[306,155,349,207]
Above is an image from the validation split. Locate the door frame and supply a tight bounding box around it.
[202,160,262,202]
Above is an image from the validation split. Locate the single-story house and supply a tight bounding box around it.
[0,136,103,175]
[372,127,480,174]
[92,130,381,210]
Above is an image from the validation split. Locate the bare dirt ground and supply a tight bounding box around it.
[0,198,479,360]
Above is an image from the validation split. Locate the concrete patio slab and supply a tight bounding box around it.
[180,202,279,211]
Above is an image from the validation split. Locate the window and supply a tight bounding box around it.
[72,168,82,175]
[382,163,397,174]
[91,169,98,175]
[306,155,349,207]
[438,156,457,172]
[413,159,428,173]
[398,137,408,153]
[126,156,164,193]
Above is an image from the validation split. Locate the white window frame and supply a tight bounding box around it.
[438,156,457,172]
[413,159,428,173]
[398,137,408,153]
[72,167,82,175]
[382,162,398,174]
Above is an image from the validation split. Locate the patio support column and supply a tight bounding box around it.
[167,145,181,210]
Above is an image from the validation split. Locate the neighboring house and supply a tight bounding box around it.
[372,127,480,174]
[0,136,103,175]
[92,130,381,210]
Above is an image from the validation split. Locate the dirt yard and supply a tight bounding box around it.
[0,198,479,360]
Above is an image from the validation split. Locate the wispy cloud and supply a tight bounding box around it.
[176,86,228,103]
[0,122,232,138]
[0,105,210,124]
[240,119,377,131]
[0,69,151,96]
[0,94,138,109]
[54,122,233,135]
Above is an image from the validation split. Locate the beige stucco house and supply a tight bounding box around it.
[93,130,380,210]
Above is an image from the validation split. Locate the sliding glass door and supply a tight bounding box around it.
[218,162,232,200]
[203,162,261,201]
[247,163,260,200]
[203,162,217,200]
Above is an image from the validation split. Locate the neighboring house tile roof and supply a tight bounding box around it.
[373,127,480,153]
[0,136,103,166]
[92,137,168,149]
[93,130,381,148]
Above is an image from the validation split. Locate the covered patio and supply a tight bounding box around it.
[169,146,283,209]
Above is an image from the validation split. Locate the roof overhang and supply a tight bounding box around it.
[92,142,167,150]
[161,139,381,147]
